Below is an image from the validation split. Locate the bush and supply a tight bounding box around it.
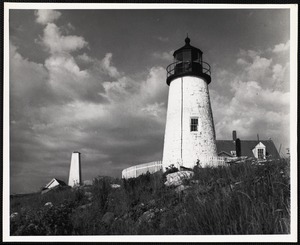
[11,200,75,235]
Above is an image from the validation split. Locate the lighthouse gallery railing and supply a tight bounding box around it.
[166,60,211,79]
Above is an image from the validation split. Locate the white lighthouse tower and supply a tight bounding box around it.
[162,37,217,171]
[68,151,82,187]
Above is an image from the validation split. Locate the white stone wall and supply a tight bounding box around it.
[162,76,217,171]
[68,152,81,187]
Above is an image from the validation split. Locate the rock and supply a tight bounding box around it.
[10,212,19,219]
[190,179,200,184]
[175,185,191,193]
[44,202,53,208]
[110,184,121,189]
[137,210,155,225]
[138,202,145,208]
[122,213,129,219]
[83,180,93,186]
[148,199,156,207]
[220,186,232,197]
[41,189,50,195]
[78,203,92,210]
[197,185,213,194]
[84,191,93,198]
[216,178,227,186]
[164,171,194,187]
[142,210,155,221]
[230,181,243,191]
[234,181,243,186]
[101,212,115,226]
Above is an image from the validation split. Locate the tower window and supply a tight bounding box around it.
[190,118,198,132]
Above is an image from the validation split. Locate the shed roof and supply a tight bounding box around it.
[44,178,67,189]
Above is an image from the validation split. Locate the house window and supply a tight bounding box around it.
[257,148,264,159]
[190,118,198,132]
[230,151,237,157]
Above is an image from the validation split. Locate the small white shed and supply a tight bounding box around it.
[44,178,67,190]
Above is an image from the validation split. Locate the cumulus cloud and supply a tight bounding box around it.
[273,40,290,53]
[212,82,289,143]
[77,53,93,63]
[236,58,248,66]
[140,66,168,103]
[35,9,61,25]
[141,102,165,118]
[10,43,53,109]
[102,76,139,103]
[34,17,105,103]
[157,36,169,42]
[44,53,103,102]
[152,50,174,62]
[211,42,290,150]
[67,22,75,30]
[41,23,88,54]
[100,53,120,78]
[46,54,88,78]
[236,49,273,84]
[234,47,290,92]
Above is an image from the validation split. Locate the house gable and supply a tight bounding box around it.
[252,142,266,159]
[217,151,234,157]
[216,139,280,159]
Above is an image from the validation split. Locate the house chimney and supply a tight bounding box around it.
[257,134,260,142]
[232,130,237,141]
[236,138,241,157]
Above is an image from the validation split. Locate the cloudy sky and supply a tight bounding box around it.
[8,7,291,194]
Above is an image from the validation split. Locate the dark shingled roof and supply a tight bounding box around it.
[216,139,280,159]
[55,179,67,186]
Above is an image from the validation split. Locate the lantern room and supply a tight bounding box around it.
[166,37,211,85]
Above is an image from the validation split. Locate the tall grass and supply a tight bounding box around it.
[10,158,290,235]
[163,158,290,234]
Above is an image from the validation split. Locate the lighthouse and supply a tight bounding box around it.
[68,151,82,187]
[162,37,217,171]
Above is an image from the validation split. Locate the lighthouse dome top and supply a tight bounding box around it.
[185,36,190,44]
[173,37,203,60]
[166,37,211,85]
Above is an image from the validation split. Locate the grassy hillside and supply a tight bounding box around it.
[10,158,290,235]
